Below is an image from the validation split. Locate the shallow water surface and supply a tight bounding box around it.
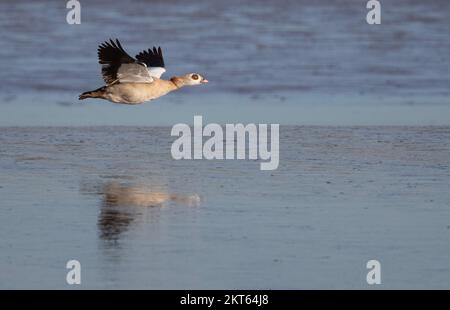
[0,126,449,288]
[0,0,449,125]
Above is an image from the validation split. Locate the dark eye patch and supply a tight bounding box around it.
[192,74,199,80]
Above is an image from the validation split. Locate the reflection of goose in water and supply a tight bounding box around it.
[103,182,200,207]
[98,182,200,242]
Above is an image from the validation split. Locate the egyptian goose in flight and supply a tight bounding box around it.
[79,39,208,104]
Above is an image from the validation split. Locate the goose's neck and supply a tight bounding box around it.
[170,76,186,89]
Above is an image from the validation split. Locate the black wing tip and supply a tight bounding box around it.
[135,45,165,68]
[97,38,121,49]
[97,38,135,67]
[97,39,165,67]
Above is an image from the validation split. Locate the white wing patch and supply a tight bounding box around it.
[148,67,166,79]
[116,63,154,83]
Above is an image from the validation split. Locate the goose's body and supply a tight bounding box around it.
[79,39,207,104]
[87,79,177,104]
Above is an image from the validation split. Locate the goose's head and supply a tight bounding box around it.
[185,73,208,85]
[171,73,208,87]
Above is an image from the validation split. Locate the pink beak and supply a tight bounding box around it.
[201,79,208,84]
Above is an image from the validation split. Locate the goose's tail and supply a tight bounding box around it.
[79,86,106,100]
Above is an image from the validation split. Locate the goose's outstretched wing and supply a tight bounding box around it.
[135,47,166,78]
[97,39,154,84]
